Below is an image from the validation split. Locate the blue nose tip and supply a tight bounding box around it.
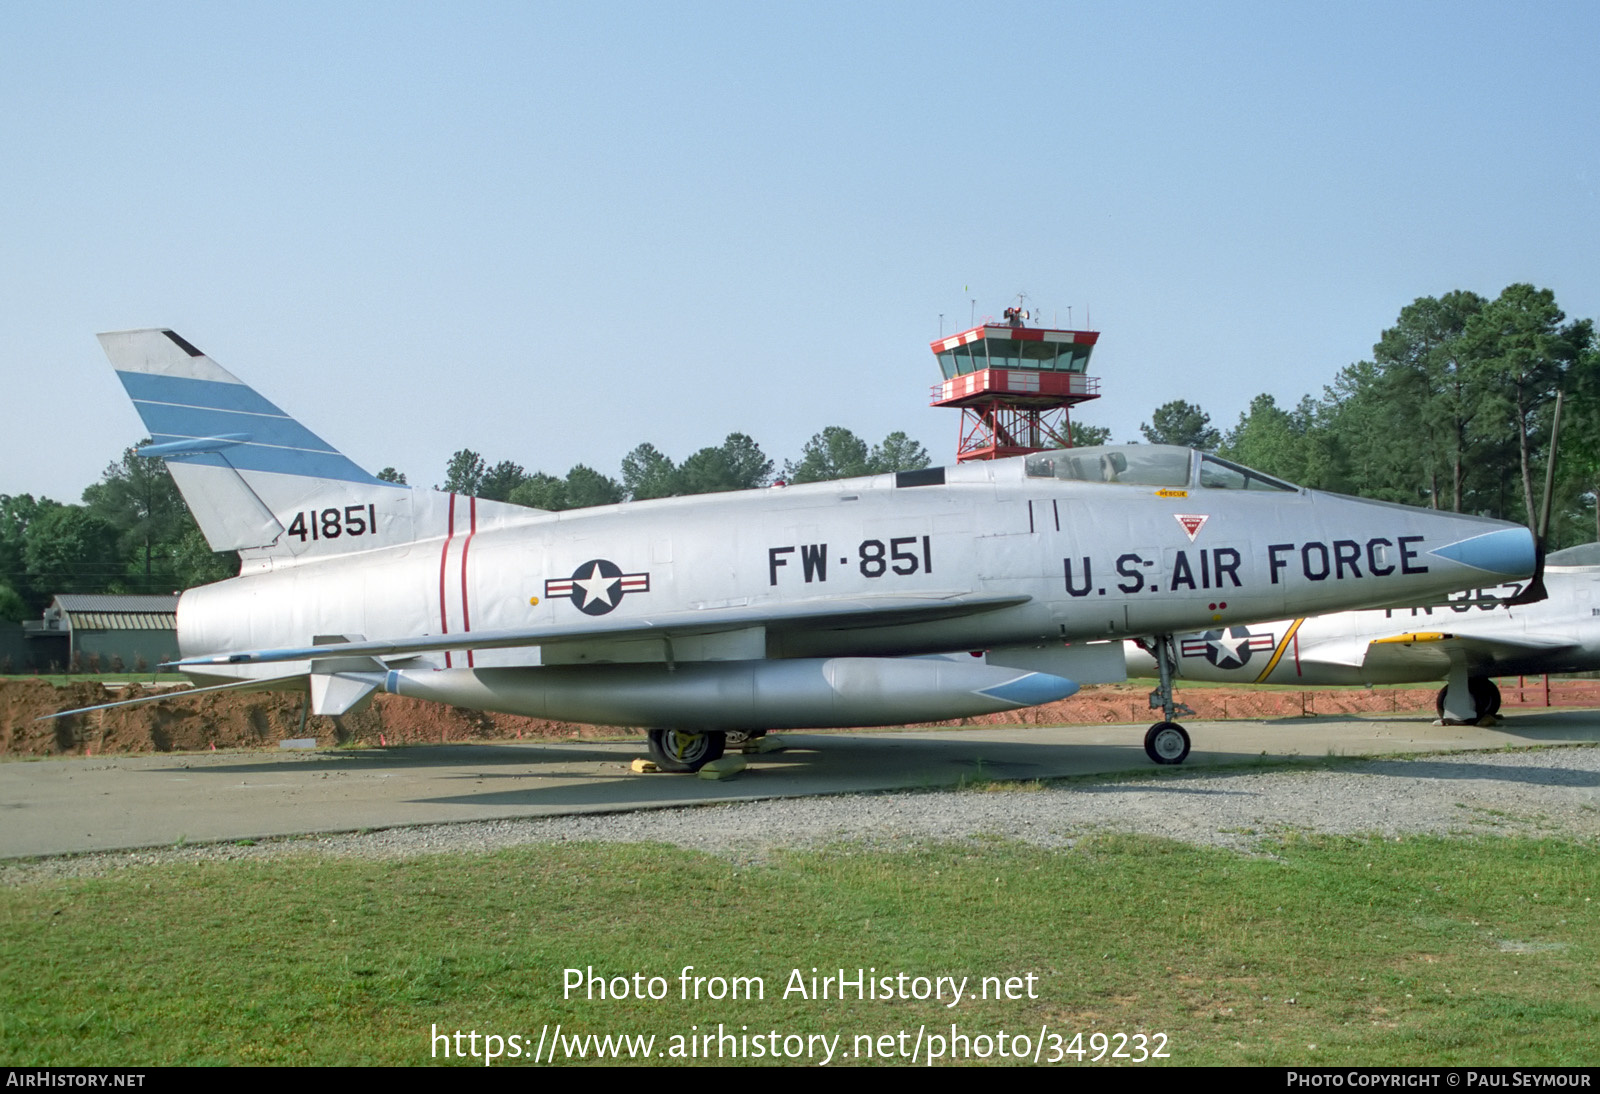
[980,672,1080,707]
[1429,527,1538,576]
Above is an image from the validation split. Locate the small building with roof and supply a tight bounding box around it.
[21,594,179,672]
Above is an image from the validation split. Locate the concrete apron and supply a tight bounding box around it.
[3,710,1598,859]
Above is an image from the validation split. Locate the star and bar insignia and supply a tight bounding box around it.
[545,559,650,616]
[1180,626,1275,668]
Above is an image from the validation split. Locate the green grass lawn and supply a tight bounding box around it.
[2,832,1595,1066]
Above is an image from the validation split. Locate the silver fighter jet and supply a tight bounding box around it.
[90,329,1539,768]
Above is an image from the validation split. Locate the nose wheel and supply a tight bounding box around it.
[1144,722,1191,764]
[1144,633,1194,765]
[646,728,726,773]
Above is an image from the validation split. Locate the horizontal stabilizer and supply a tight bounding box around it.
[34,674,308,722]
[310,672,383,717]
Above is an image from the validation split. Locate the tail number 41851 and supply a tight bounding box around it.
[287,504,378,542]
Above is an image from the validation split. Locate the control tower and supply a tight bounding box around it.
[929,307,1101,461]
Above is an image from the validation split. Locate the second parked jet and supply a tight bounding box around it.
[1127,544,1597,724]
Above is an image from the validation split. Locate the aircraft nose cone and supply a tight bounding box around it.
[1429,527,1538,577]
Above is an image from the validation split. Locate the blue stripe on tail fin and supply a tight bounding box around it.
[108,334,381,485]
[98,329,403,553]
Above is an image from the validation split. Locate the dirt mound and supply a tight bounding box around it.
[1,679,627,757]
[909,681,1440,729]
[1,677,1460,758]
[10,676,1595,758]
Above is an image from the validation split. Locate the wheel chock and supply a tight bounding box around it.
[696,756,747,780]
[631,758,659,773]
[741,735,787,754]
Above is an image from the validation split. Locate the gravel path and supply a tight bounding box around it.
[4,746,1597,885]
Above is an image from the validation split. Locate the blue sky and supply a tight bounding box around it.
[3,1,1596,501]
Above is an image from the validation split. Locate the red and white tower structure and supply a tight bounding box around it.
[929,308,1101,461]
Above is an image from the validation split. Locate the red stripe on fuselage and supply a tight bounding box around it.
[460,496,477,668]
[439,493,456,669]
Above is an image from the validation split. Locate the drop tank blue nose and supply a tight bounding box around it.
[1429,527,1538,576]
[978,672,1080,707]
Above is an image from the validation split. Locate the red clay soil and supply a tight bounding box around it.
[4,677,1597,758]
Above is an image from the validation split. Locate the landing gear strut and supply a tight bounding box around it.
[1144,634,1193,765]
[646,728,726,773]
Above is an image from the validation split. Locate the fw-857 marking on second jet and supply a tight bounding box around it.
[75,328,1538,769]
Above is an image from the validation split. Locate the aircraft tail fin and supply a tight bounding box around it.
[98,328,405,554]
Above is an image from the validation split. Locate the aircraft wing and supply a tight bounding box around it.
[165,591,1031,668]
[1357,630,1579,676]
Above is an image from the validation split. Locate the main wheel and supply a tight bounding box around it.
[646,728,726,773]
[1477,678,1502,717]
[1144,721,1191,765]
[1435,679,1501,721]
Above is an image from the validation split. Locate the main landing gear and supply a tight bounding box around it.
[1144,634,1194,765]
[646,728,727,773]
[1435,676,1501,724]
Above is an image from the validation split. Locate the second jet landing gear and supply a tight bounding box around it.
[1144,634,1195,765]
[646,728,727,773]
[1435,675,1501,724]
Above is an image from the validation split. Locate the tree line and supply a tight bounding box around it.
[3,282,1592,621]
[1130,284,1597,547]
[431,427,932,509]
[0,450,236,622]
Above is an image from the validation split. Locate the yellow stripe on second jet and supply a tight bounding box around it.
[1254,617,1306,683]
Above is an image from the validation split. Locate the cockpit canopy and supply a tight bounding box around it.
[1547,543,1600,568]
[1023,444,1299,492]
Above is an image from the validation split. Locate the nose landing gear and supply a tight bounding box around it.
[1144,634,1194,765]
[1144,721,1191,764]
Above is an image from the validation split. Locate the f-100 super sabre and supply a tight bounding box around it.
[85,328,1539,768]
